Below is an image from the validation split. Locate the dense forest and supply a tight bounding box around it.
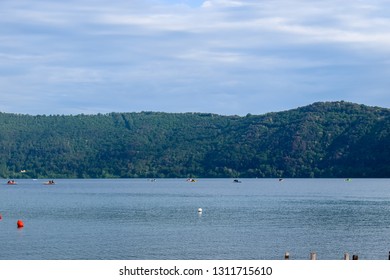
[1,101,389,178]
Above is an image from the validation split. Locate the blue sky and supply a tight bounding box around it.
[1,0,389,116]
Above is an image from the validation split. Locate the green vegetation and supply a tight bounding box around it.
[1,101,389,178]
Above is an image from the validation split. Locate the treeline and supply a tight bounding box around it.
[1,101,389,178]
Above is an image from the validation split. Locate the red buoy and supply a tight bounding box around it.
[0,214,2,220]
[17,220,24,228]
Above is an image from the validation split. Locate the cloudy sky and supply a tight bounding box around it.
[1,0,390,116]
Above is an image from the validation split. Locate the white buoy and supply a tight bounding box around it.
[197,208,203,213]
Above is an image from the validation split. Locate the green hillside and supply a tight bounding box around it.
[1,101,389,178]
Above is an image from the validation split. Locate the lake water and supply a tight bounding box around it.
[0,178,390,260]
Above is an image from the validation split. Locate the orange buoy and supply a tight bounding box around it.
[17,220,24,228]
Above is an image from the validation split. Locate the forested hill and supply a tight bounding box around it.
[1,101,389,178]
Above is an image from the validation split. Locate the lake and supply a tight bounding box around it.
[0,178,390,260]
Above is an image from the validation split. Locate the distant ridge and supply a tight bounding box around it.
[1,101,389,178]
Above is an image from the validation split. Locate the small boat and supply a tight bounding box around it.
[7,180,17,185]
[186,178,197,182]
[233,179,242,183]
[44,180,56,185]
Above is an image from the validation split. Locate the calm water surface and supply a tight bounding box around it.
[1,178,390,260]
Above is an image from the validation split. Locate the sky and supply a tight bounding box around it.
[1,0,390,116]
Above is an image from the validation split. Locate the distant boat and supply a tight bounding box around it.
[233,179,242,183]
[44,180,56,185]
[345,178,352,182]
[186,178,197,182]
[7,180,17,185]
[279,178,284,182]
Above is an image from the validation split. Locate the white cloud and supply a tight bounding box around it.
[1,0,390,115]
[201,0,241,8]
